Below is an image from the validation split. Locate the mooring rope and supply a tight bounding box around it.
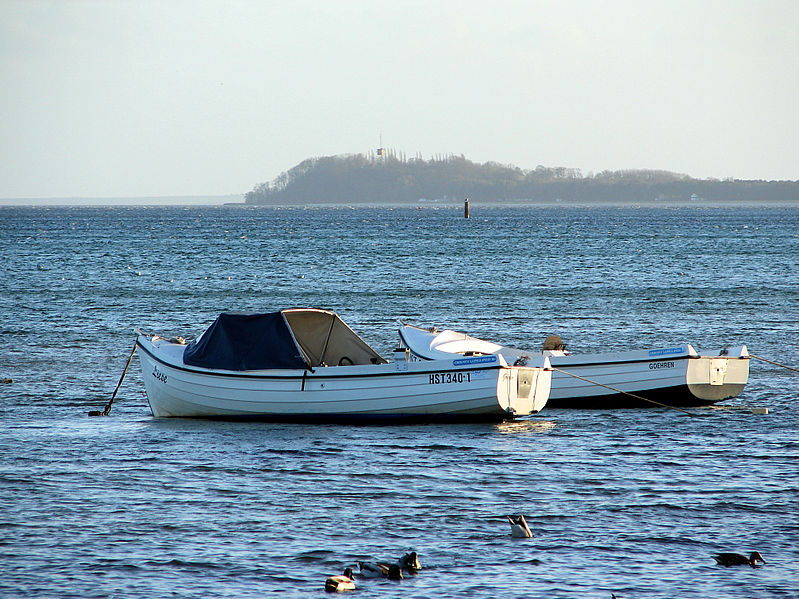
[550,366,697,417]
[750,354,799,373]
[88,342,138,417]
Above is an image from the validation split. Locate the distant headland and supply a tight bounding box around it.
[244,152,799,205]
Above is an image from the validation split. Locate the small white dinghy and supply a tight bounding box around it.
[398,323,749,409]
[135,309,552,422]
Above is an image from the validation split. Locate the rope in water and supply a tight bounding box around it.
[550,366,697,417]
[88,342,137,417]
[750,354,799,373]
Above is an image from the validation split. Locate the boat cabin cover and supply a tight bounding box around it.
[183,309,387,371]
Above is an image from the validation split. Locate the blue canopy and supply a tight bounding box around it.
[182,309,386,371]
[183,312,308,371]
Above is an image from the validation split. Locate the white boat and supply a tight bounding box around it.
[135,309,552,421]
[398,323,750,409]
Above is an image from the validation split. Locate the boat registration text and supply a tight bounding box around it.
[429,372,472,384]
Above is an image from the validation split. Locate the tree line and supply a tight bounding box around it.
[244,153,799,204]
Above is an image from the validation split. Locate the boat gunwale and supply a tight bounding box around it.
[548,354,749,368]
[135,336,512,381]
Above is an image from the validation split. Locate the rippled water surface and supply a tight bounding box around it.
[1,204,798,598]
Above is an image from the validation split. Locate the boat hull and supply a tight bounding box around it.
[398,325,749,409]
[135,335,551,422]
[547,347,750,408]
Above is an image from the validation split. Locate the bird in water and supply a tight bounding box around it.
[398,551,422,573]
[356,561,383,578]
[357,561,404,580]
[507,514,533,538]
[713,551,766,567]
[325,567,356,592]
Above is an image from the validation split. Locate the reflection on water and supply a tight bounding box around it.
[494,419,557,434]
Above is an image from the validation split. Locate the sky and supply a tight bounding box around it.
[1,0,798,200]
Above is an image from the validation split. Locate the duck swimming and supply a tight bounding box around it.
[507,514,533,538]
[713,551,765,567]
[357,561,386,578]
[357,561,403,580]
[325,568,356,592]
[398,551,422,572]
[387,563,403,580]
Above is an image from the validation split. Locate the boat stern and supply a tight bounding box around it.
[500,358,552,415]
[686,346,750,401]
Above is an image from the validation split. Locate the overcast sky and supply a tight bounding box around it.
[1,0,797,200]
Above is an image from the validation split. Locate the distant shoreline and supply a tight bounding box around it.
[3,197,799,208]
[244,154,799,206]
[0,194,243,207]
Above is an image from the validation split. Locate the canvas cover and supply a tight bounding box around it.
[182,309,386,371]
[183,312,307,370]
[283,309,387,367]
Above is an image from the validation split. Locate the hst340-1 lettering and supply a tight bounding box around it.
[429,372,472,384]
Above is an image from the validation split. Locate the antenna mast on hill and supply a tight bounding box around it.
[377,132,385,161]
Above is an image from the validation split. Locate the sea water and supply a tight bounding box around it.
[1,204,797,598]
